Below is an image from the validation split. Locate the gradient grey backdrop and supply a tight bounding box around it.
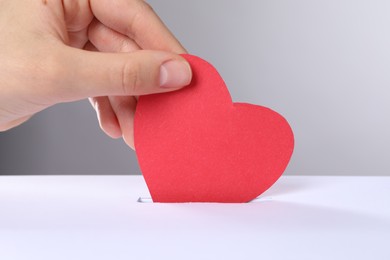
[1,0,389,176]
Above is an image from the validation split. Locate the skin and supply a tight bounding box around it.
[0,0,192,149]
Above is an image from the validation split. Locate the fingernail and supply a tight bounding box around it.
[159,60,192,88]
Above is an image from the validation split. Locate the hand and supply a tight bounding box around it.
[0,0,192,149]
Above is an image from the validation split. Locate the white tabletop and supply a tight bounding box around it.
[0,175,389,260]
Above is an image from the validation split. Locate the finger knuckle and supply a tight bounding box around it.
[139,1,154,13]
[120,60,141,95]
[133,0,155,15]
[126,1,155,38]
[99,118,113,134]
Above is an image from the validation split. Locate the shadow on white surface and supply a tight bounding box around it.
[0,176,389,260]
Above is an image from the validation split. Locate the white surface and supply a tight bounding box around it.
[0,175,389,260]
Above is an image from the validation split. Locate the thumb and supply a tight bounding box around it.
[54,48,192,101]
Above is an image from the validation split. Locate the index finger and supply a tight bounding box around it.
[90,0,186,53]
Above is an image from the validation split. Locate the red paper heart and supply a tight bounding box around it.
[134,54,294,203]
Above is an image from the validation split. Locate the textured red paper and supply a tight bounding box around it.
[134,54,294,203]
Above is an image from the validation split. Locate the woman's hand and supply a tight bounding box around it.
[0,0,192,149]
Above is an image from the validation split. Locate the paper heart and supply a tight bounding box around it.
[134,54,294,203]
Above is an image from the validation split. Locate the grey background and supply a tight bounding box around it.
[1,0,389,176]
